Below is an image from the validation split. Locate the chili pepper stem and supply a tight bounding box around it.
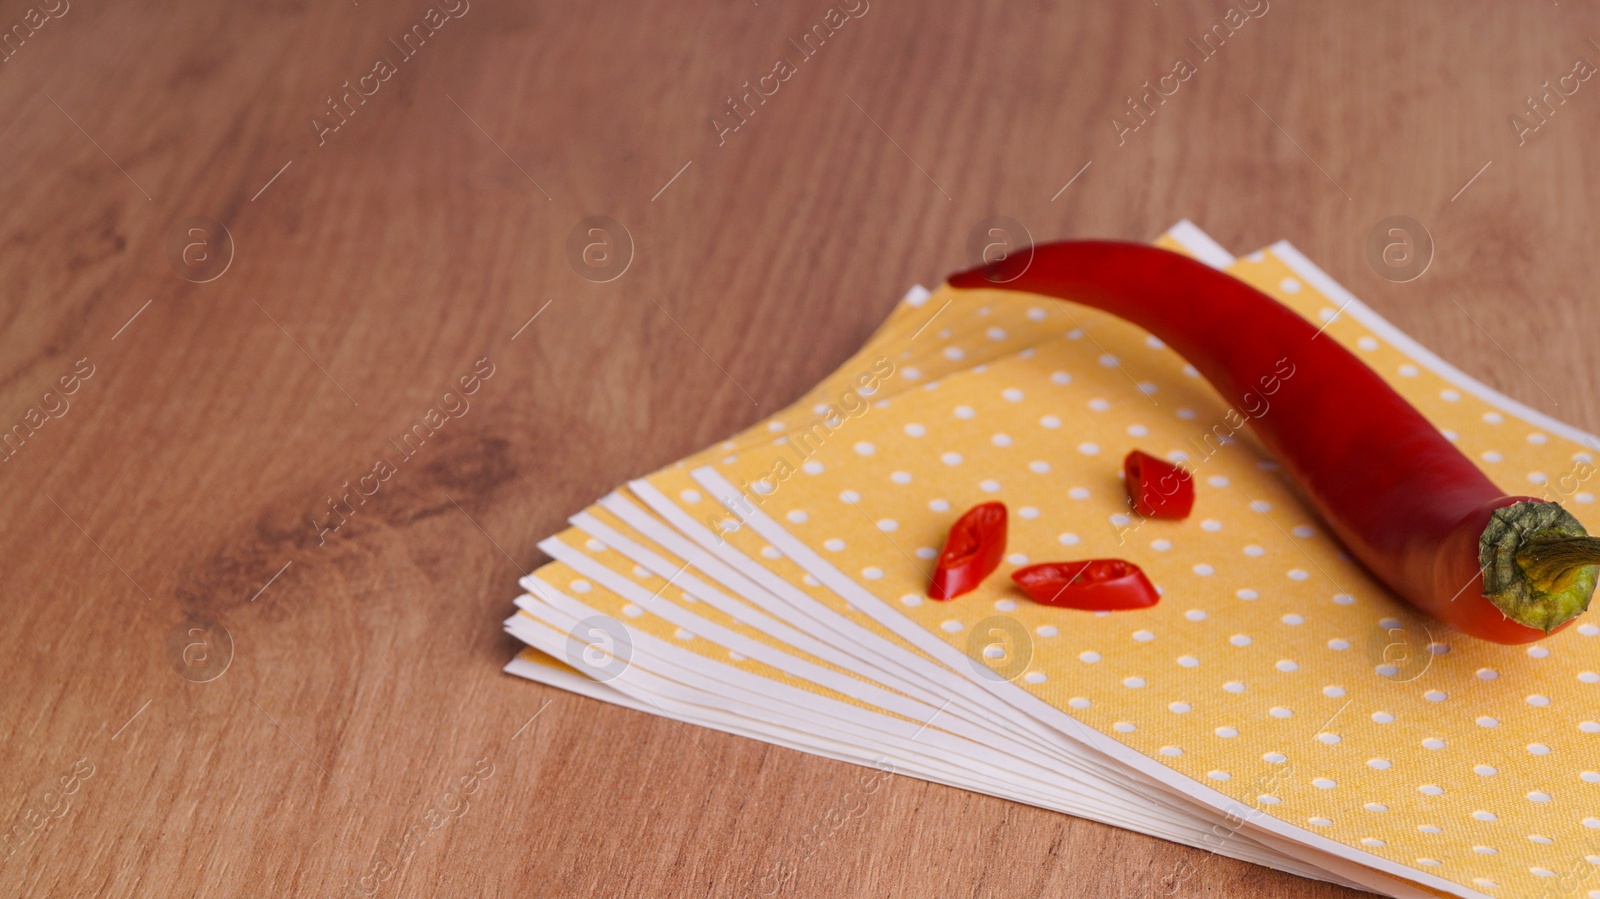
[1481,501,1598,633]
[1515,535,1600,595]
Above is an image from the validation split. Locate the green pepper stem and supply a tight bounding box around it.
[1515,535,1600,594]
[1480,502,1596,633]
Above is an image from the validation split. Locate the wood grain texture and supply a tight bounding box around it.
[1,0,1595,896]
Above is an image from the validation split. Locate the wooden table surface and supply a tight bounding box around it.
[4,1,1599,896]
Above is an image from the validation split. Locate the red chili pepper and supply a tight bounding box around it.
[928,502,1007,600]
[1124,450,1194,519]
[951,243,1598,643]
[1012,560,1160,611]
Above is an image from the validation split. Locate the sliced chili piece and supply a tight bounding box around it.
[928,502,1007,600]
[950,242,1598,642]
[1124,449,1195,520]
[1012,559,1159,611]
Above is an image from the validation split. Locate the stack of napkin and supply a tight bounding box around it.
[505,222,1600,899]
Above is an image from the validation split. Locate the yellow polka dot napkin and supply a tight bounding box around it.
[507,226,1600,899]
